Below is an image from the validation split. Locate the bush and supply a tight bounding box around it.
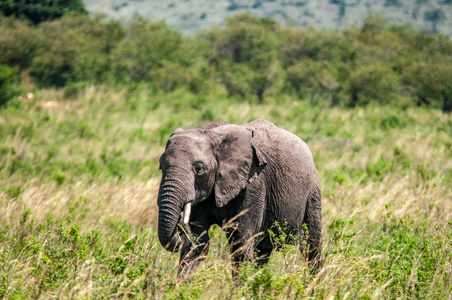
[348,63,402,106]
[0,15,43,69]
[369,215,452,298]
[63,82,88,99]
[286,58,339,101]
[151,62,206,93]
[0,64,22,106]
[403,61,452,112]
[112,17,183,83]
[201,13,280,103]
[358,13,388,42]
[281,27,356,66]
[29,13,124,87]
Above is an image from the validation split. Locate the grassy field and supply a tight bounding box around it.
[0,85,451,299]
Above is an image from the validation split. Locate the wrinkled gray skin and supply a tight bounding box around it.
[157,119,322,275]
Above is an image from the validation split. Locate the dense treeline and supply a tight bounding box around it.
[0,0,87,24]
[1,12,452,111]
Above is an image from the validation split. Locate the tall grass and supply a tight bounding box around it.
[0,86,451,298]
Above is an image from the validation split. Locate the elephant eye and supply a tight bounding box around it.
[194,163,206,175]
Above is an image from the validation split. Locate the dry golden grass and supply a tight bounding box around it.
[1,178,160,231]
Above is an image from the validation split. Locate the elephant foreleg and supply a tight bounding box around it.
[226,228,257,277]
[179,223,210,276]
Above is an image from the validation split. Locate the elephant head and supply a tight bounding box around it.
[157,122,266,251]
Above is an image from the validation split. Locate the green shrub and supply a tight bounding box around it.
[369,215,452,298]
[0,64,22,106]
[219,13,279,66]
[30,14,124,87]
[403,61,452,112]
[348,63,402,106]
[358,13,388,42]
[287,58,339,101]
[112,17,183,83]
[281,27,356,66]
[63,81,87,99]
[0,15,43,69]
[201,13,280,103]
[151,62,207,93]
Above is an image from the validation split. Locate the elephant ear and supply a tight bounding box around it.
[213,125,254,208]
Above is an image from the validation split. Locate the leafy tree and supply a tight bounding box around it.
[348,63,401,106]
[404,61,452,112]
[29,13,124,87]
[112,17,183,83]
[0,15,43,69]
[202,13,281,103]
[287,58,339,101]
[358,13,388,42]
[0,0,87,24]
[280,27,356,67]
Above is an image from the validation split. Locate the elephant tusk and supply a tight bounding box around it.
[183,202,192,225]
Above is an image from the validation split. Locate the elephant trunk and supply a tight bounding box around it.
[157,169,194,252]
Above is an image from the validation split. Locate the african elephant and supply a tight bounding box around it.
[157,119,322,274]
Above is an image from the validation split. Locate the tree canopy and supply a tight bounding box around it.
[0,0,87,24]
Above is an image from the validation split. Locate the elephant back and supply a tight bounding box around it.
[245,119,318,182]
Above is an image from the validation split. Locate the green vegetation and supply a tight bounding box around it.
[0,11,451,299]
[0,64,22,106]
[0,0,87,24]
[1,85,451,298]
[1,12,452,110]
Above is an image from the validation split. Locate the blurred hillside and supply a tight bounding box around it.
[84,0,452,35]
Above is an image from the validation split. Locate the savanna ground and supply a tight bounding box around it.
[0,85,451,299]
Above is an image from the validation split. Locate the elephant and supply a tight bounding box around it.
[157,119,322,275]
